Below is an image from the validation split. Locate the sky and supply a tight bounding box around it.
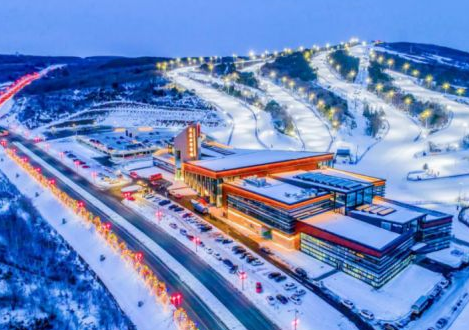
[0,0,468,58]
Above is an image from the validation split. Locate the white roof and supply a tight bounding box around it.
[302,212,401,251]
[188,150,329,172]
[229,177,322,205]
[351,199,423,224]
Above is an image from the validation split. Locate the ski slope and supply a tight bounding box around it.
[169,67,301,150]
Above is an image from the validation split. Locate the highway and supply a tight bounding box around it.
[5,131,279,330]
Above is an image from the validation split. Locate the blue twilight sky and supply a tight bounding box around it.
[0,0,468,57]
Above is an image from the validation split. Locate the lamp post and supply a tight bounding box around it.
[156,207,163,224]
[194,236,200,252]
[291,309,299,330]
[239,270,247,291]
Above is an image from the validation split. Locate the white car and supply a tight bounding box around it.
[295,289,306,297]
[205,248,213,255]
[213,253,222,261]
[251,260,264,266]
[266,295,276,306]
[283,282,297,291]
[290,294,302,305]
[360,309,374,320]
[341,299,354,309]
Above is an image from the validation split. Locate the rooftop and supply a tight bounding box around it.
[228,176,328,205]
[274,169,373,193]
[350,199,424,224]
[301,212,402,251]
[187,150,331,172]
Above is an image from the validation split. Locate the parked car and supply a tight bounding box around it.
[158,199,171,206]
[276,294,288,305]
[129,171,139,179]
[268,272,281,279]
[222,238,233,245]
[266,295,276,306]
[360,309,374,320]
[295,289,306,297]
[205,248,213,255]
[275,275,287,283]
[229,265,238,274]
[223,259,234,268]
[169,223,178,229]
[251,260,264,266]
[283,282,297,291]
[213,253,222,261]
[290,294,302,305]
[255,282,263,293]
[179,229,187,236]
[341,299,354,309]
[182,212,193,218]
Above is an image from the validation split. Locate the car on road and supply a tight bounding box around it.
[359,309,374,320]
[82,165,90,169]
[341,299,354,309]
[266,295,276,306]
[435,318,448,329]
[276,294,288,305]
[275,275,287,283]
[179,229,187,236]
[169,223,178,229]
[294,267,308,278]
[283,282,297,291]
[268,272,281,279]
[256,282,263,293]
[186,234,194,241]
[438,279,449,289]
[260,247,273,255]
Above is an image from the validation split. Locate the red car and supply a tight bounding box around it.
[130,171,139,179]
[256,282,263,293]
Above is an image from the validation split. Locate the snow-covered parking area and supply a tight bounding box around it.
[37,137,131,189]
[124,196,357,330]
[323,264,443,321]
[427,243,469,268]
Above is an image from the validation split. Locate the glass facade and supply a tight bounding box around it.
[227,194,333,234]
[300,233,414,287]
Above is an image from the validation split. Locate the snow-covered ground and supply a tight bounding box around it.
[124,196,356,330]
[0,147,178,330]
[323,264,443,321]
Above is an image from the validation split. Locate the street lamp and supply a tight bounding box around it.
[291,309,300,330]
[170,293,182,307]
[442,82,450,94]
[156,208,163,224]
[238,270,247,290]
[402,63,410,74]
[457,88,466,97]
[193,236,200,252]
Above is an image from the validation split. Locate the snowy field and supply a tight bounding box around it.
[0,147,178,330]
[124,196,356,330]
[323,264,443,321]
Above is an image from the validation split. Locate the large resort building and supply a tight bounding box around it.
[153,124,453,287]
